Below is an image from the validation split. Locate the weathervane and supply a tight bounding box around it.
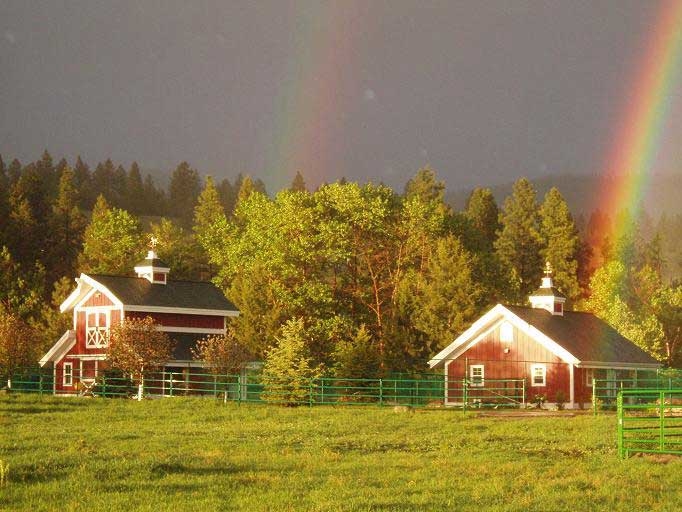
[149,236,159,251]
[544,261,553,276]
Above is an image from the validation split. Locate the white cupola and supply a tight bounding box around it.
[134,237,170,284]
[528,262,566,316]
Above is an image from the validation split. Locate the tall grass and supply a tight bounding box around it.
[0,394,680,511]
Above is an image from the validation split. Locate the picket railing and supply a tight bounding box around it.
[617,389,682,458]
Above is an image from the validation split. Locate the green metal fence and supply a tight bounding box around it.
[2,367,526,410]
[617,388,682,458]
[593,374,682,415]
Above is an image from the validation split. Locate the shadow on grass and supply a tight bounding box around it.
[10,461,75,484]
[150,462,238,478]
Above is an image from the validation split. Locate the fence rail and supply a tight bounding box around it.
[617,388,682,458]
[593,376,682,415]
[1,367,527,410]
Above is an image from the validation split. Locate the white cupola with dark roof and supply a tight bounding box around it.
[134,237,170,285]
[528,262,566,316]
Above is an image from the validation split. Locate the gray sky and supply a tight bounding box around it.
[1,1,679,192]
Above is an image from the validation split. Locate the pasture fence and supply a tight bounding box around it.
[593,374,682,415]
[2,366,526,410]
[617,388,682,458]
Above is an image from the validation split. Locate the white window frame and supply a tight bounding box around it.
[500,321,513,343]
[531,364,546,387]
[585,368,594,387]
[86,310,110,348]
[470,365,484,387]
[63,362,73,387]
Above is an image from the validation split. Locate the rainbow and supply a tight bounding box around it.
[598,0,682,242]
[259,2,370,190]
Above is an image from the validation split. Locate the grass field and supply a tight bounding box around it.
[1,395,681,511]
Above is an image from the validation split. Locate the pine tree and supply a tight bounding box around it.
[168,161,201,226]
[49,166,87,282]
[465,188,500,252]
[494,178,544,303]
[539,187,580,302]
[125,162,145,214]
[332,325,381,380]
[404,166,445,202]
[290,171,307,192]
[73,155,93,209]
[261,318,321,405]
[235,175,256,207]
[217,178,236,216]
[193,176,225,240]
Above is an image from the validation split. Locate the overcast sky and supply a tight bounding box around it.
[1,1,679,192]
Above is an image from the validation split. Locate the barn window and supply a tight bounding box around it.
[531,364,546,386]
[470,365,484,387]
[86,311,110,348]
[585,369,594,387]
[500,322,513,343]
[63,362,73,387]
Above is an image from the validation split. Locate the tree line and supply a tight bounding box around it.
[0,151,680,381]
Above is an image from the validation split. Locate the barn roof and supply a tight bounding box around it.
[90,274,237,313]
[60,273,238,315]
[505,306,659,366]
[428,303,661,369]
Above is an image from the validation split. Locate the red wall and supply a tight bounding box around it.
[447,321,571,403]
[125,311,224,329]
[82,292,114,307]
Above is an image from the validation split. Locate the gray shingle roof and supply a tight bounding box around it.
[89,274,237,312]
[506,305,659,366]
[529,286,566,298]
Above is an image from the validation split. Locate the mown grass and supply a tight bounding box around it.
[0,395,680,511]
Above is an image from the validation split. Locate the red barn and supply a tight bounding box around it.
[39,248,238,394]
[428,264,660,409]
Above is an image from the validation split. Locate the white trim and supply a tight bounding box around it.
[85,310,110,348]
[157,326,226,334]
[429,304,507,368]
[530,364,546,387]
[63,362,73,387]
[39,330,76,366]
[576,362,661,370]
[67,354,107,361]
[123,305,239,317]
[470,365,484,387]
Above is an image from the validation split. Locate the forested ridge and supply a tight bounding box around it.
[1,151,680,373]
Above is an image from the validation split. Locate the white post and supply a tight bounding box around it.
[569,364,575,409]
[138,365,144,401]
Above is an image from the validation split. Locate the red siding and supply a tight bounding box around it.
[126,311,224,329]
[447,322,571,403]
[82,292,114,307]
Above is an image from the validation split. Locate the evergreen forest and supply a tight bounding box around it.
[1,151,680,374]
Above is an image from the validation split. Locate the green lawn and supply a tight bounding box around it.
[0,395,680,511]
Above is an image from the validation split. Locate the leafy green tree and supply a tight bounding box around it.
[235,175,257,207]
[35,277,74,354]
[585,260,665,361]
[494,178,544,303]
[191,327,252,374]
[78,195,144,275]
[107,316,174,400]
[0,246,45,321]
[539,187,580,302]
[147,218,205,281]
[0,307,40,389]
[168,162,201,226]
[261,318,321,405]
